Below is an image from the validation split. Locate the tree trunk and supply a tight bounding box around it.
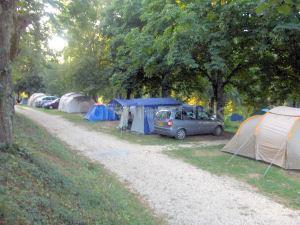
[126,89,131,99]
[91,94,98,102]
[212,80,225,121]
[209,96,215,115]
[216,84,224,121]
[0,1,15,147]
[17,91,20,103]
[161,72,171,98]
[292,98,296,107]
[161,84,170,97]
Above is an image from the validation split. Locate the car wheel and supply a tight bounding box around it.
[213,126,223,136]
[175,129,186,140]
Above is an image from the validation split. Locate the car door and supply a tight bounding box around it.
[180,109,198,135]
[196,111,216,134]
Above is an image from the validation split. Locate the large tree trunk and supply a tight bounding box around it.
[212,79,225,121]
[161,84,170,98]
[209,96,215,115]
[126,89,131,99]
[216,83,224,121]
[161,72,171,97]
[0,1,15,147]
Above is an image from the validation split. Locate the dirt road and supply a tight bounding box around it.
[16,106,300,225]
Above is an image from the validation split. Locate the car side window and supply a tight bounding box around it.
[182,110,196,120]
[197,111,210,120]
[175,111,182,120]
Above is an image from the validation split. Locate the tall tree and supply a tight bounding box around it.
[101,0,145,98]
[0,0,37,146]
[164,0,262,119]
[57,0,112,99]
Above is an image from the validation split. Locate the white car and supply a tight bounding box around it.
[34,96,58,108]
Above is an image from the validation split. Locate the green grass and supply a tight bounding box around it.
[224,119,241,133]
[166,145,300,209]
[0,114,164,225]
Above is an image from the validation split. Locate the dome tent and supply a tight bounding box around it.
[28,93,46,107]
[222,106,300,169]
[85,104,117,121]
[58,92,95,113]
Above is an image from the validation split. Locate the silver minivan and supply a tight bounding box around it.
[154,107,223,140]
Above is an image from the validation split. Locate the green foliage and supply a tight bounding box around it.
[256,0,299,16]
[239,0,300,107]
[55,0,114,98]
[14,74,45,96]
[13,0,300,108]
[0,114,163,225]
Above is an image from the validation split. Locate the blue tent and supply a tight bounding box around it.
[230,113,244,122]
[85,104,117,121]
[114,98,182,134]
[20,98,28,105]
[252,108,270,116]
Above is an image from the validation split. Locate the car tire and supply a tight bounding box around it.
[213,126,223,136]
[175,129,186,140]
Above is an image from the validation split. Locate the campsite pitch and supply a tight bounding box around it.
[16,106,300,225]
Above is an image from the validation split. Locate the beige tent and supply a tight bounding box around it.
[28,93,46,107]
[58,92,95,113]
[222,106,300,169]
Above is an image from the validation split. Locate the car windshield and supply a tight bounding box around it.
[156,110,171,120]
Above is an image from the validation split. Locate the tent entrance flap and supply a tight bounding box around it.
[256,113,298,168]
[131,107,145,134]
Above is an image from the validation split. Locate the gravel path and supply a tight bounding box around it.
[16,106,300,225]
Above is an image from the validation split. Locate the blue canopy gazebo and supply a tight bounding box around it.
[110,98,182,134]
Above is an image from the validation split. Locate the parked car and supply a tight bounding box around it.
[35,96,58,108]
[43,98,60,109]
[154,107,223,140]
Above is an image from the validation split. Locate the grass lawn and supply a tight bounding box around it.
[224,119,241,133]
[166,145,300,209]
[0,114,165,225]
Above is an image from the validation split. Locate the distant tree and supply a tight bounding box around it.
[57,0,112,99]
[14,74,45,100]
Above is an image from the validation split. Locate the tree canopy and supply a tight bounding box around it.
[9,0,300,117]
